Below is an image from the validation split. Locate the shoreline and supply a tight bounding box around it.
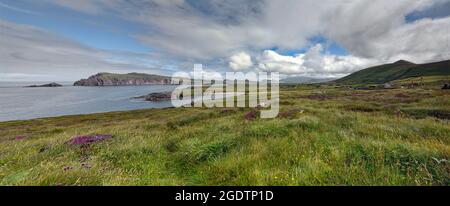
[0,92,246,123]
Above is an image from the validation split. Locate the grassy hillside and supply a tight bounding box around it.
[0,83,449,186]
[391,75,450,86]
[336,60,450,85]
[98,72,170,81]
[73,72,173,86]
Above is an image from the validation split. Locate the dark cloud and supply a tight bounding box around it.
[185,0,265,25]
[406,0,450,21]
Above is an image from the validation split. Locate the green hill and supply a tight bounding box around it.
[73,72,173,86]
[335,59,450,85]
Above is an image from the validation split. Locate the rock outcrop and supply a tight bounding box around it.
[74,72,174,86]
[134,92,173,102]
[442,84,450,90]
[26,82,62,87]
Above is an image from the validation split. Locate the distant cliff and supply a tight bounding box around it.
[74,72,174,86]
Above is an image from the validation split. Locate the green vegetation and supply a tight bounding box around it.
[96,72,169,80]
[73,72,172,86]
[0,80,449,186]
[335,60,450,84]
[392,75,450,86]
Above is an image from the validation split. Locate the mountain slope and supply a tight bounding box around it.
[281,76,336,84]
[335,60,450,84]
[74,72,173,86]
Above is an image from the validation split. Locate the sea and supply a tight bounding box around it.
[0,81,178,122]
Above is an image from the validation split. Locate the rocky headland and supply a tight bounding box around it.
[74,72,174,86]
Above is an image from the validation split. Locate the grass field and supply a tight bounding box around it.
[0,82,449,186]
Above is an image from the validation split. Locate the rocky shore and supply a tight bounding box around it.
[134,92,173,102]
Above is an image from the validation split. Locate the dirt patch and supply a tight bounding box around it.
[65,134,113,146]
[220,108,237,114]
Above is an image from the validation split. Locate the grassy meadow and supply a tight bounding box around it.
[0,80,449,186]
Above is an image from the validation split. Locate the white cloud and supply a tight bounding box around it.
[41,1,447,61]
[3,0,450,79]
[0,20,169,81]
[363,17,450,63]
[256,44,376,77]
[229,52,253,71]
[325,0,450,63]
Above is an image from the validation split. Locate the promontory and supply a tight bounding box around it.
[73,72,175,86]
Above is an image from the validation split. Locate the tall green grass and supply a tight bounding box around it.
[0,84,448,185]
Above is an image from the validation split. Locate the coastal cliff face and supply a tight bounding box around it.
[74,72,173,86]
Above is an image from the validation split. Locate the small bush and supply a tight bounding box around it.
[344,104,380,113]
[401,109,450,120]
[164,139,178,153]
[243,110,259,121]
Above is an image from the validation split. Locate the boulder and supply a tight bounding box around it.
[442,84,450,90]
[383,83,393,89]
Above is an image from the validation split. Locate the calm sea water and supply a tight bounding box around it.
[0,82,177,122]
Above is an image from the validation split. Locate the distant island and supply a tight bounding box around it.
[133,92,173,102]
[26,82,62,88]
[74,72,175,86]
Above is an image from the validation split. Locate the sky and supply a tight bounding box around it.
[0,0,449,81]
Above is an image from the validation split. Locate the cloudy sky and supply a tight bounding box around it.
[0,0,449,81]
